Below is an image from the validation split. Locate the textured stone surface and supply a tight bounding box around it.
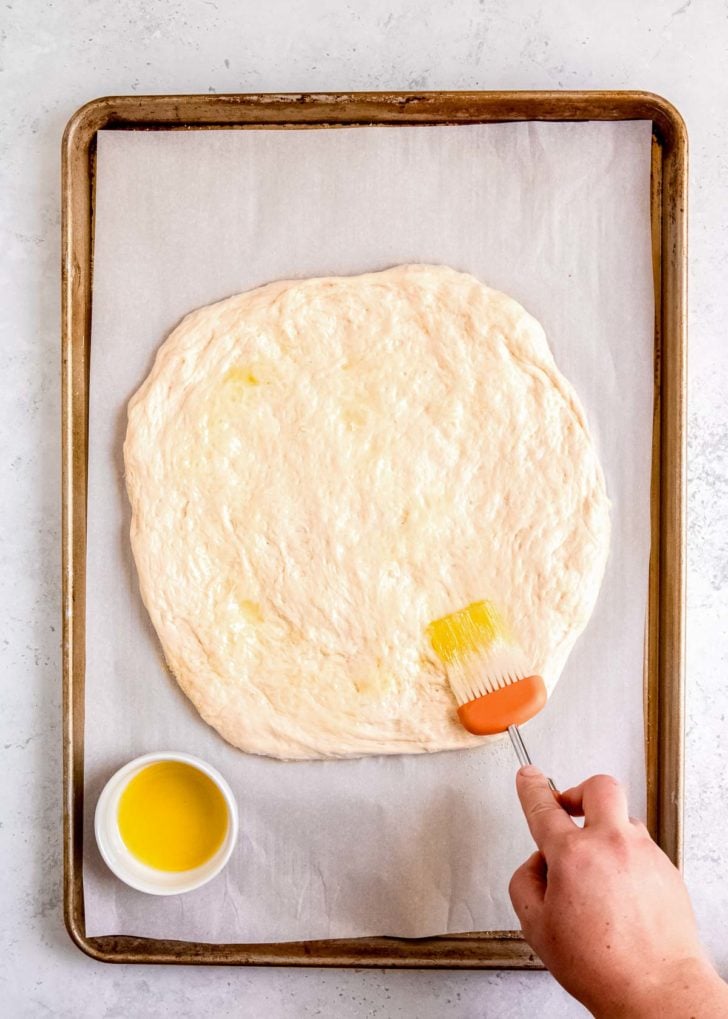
[1,1,725,1015]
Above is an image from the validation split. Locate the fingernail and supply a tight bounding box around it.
[518,765,542,777]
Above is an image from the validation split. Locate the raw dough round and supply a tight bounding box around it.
[124,265,610,760]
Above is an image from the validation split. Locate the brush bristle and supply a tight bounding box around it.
[426,600,530,705]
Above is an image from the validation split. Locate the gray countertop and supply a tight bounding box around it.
[2,1,726,1016]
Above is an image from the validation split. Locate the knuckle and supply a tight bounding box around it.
[588,773,622,793]
[598,826,634,861]
[605,827,630,849]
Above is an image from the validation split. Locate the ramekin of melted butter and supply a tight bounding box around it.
[95,752,238,894]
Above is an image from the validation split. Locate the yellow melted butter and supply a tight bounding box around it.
[224,366,260,387]
[117,761,229,872]
[238,599,264,623]
[202,366,264,441]
[426,600,510,664]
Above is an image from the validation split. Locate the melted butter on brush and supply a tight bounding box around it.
[426,600,530,703]
[426,600,510,664]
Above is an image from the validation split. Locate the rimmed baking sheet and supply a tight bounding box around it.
[62,92,686,967]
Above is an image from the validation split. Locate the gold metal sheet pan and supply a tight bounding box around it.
[62,91,686,967]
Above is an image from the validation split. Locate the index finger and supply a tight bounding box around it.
[557,774,630,828]
[516,765,576,852]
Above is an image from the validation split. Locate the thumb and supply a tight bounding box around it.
[516,765,574,853]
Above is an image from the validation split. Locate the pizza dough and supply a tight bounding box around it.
[124,265,610,760]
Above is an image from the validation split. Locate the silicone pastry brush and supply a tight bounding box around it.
[427,600,556,790]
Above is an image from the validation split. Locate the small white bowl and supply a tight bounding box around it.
[94,751,238,895]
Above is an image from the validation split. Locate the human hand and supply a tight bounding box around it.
[509,767,728,1018]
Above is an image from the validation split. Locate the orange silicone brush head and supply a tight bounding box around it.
[426,600,547,736]
[455,673,547,735]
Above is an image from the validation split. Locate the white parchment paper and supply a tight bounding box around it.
[83,121,654,941]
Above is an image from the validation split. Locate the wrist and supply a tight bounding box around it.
[591,955,727,1019]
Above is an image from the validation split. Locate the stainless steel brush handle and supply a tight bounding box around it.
[507,724,558,794]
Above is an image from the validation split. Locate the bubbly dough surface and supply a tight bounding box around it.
[124,265,610,759]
